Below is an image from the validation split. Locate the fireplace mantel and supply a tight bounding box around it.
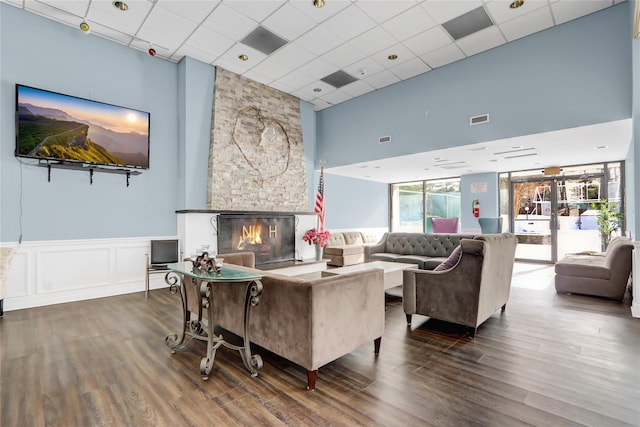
[176,210,319,263]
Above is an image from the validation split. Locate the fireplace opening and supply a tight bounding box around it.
[217,214,296,266]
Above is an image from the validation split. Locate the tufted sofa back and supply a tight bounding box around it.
[327,231,365,246]
[383,233,475,257]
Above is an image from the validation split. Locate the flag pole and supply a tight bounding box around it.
[315,160,326,232]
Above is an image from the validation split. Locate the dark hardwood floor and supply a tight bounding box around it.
[1,263,638,426]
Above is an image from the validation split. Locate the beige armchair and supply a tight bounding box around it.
[403,233,518,337]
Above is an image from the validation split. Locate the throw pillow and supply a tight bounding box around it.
[434,245,462,271]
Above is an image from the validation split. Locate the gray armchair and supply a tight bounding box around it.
[403,233,518,337]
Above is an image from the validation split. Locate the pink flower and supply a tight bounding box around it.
[302,228,332,248]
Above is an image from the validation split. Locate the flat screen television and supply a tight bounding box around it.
[15,84,150,169]
[150,239,179,268]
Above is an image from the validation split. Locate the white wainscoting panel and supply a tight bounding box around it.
[2,236,177,312]
[632,241,639,318]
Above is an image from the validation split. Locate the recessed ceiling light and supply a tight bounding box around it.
[313,0,325,8]
[313,88,321,93]
[594,145,608,150]
[238,54,249,61]
[388,54,398,60]
[509,0,524,9]
[113,1,128,11]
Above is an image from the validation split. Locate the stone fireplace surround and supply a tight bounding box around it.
[177,210,319,267]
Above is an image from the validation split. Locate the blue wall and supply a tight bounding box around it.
[0,4,180,242]
[321,174,388,230]
[460,173,499,231]
[632,0,640,239]
[317,4,631,169]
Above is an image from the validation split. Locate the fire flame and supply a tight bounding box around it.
[237,224,262,249]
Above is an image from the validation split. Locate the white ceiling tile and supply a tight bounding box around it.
[349,26,397,56]
[214,57,258,76]
[320,43,367,69]
[311,98,332,111]
[295,25,344,56]
[343,56,385,79]
[201,3,257,40]
[249,56,297,82]
[363,69,401,89]
[269,42,315,70]
[242,68,276,86]
[143,5,199,41]
[32,0,89,18]
[184,26,235,57]
[2,0,23,7]
[135,26,184,53]
[455,25,506,57]
[87,21,134,46]
[262,3,317,40]
[217,43,267,70]
[24,1,84,26]
[403,25,452,56]
[499,5,554,42]
[381,4,437,41]
[355,0,419,24]
[389,57,431,80]
[224,1,284,23]
[419,43,465,68]
[421,0,483,24]
[295,57,340,81]
[550,0,612,25]
[294,81,337,101]
[173,44,219,65]
[270,71,315,93]
[321,4,377,42]
[289,0,351,23]
[86,1,150,35]
[484,0,549,24]
[371,43,417,68]
[154,0,219,24]
[320,90,352,105]
[340,80,375,97]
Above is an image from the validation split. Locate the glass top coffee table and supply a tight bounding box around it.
[321,260,418,291]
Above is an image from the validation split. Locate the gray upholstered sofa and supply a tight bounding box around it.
[555,236,634,300]
[324,231,382,266]
[183,252,385,390]
[403,233,518,337]
[364,232,475,270]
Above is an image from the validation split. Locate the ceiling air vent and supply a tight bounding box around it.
[321,70,358,89]
[379,135,391,144]
[241,26,288,55]
[470,114,490,126]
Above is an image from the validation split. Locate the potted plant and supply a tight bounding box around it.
[592,199,623,250]
[303,228,332,260]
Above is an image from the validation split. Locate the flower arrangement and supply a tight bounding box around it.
[302,228,332,248]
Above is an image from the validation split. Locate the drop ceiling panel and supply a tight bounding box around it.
[551,0,613,25]
[294,25,344,56]
[289,0,350,23]
[484,0,549,24]
[261,3,317,41]
[155,0,219,24]
[455,25,506,57]
[270,69,316,93]
[403,25,453,56]
[311,98,332,111]
[421,0,483,24]
[86,3,148,35]
[381,5,437,42]
[371,43,417,68]
[135,26,184,54]
[25,1,84,26]
[343,57,386,80]
[88,22,134,46]
[143,6,198,42]
[185,26,235,57]
[295,57,340,81]
[320,43,367,69]
[172,44,219,65]
[224,1,283,23]
[321,4,377,42]
[33,0,88,18]
[349,26,397,56]
[201,3,257,40]
[340,80,375,98]
[420,43,466,68]
[217,43,267,71]
[319,89,352,105]
[389,57,431,80]
[269,42,315,69]
[363,69,401,89]
[499,5,554,42]
[294,81,337,101]
[355,0,417,24]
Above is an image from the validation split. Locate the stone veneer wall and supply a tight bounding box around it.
[207,67,307,211]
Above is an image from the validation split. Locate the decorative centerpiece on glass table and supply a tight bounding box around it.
[303,228,331,261]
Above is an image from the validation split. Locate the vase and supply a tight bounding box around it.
[315,244,323,261]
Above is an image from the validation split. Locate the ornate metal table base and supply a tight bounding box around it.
[164,265,264,380]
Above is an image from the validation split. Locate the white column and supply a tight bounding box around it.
[632,241,640,318]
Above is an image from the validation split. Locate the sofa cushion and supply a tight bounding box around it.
[324,245,363,256]
[555,256,610,280]
[433,245,462,271]
[369,253,403,263]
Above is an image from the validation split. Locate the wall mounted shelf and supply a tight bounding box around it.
[38,161,141,186]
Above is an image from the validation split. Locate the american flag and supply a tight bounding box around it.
[315,166,325,231]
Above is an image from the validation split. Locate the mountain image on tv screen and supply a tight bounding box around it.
[16,85,150,169]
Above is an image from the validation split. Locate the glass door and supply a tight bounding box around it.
[555,176,603,259]
[512,180,554,261]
